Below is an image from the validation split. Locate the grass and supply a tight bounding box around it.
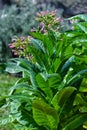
[0,73,19,130]
[0,74,19,96]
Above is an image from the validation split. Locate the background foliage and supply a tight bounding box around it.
[0,0,36,72]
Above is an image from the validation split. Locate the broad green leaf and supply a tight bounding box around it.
[64,45,73,59]
[59,68,74,89]
[76,22,87,34]
[29,70,38,89]
[28,42,50,71]
[68,14,87,21]
[9,58,44,74]
[10,94,33,104]
[52,87,76,110]
[67,69,87,86]
[28,45,45,67]
[30,32,54,57]
[15,58,44,73]
[62,114,87,130]
[33,99,59,130]
[36,74,53,100]
[41,73,59,80]
[74,94,87,107]
[9,78,31,95]
[52,58,61,73]
[61,56,75,76]
[72,37,87,46]
[5,62,23,73]
[31,38,46,53]
[48,73,61,90]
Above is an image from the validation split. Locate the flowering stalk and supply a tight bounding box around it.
[34,10,62,33]
[9,10,62,59]
[9,36,33,60]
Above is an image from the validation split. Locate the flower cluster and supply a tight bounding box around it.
[9,10,62,60]
[9,36,32,59]
[34,10,62,33]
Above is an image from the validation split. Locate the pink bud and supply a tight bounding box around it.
[41,11,46,16]
[36,12,40,16]
[48,24,52,28]
[40,10,49,16]
[8,44,15,49]
[40,22,44,27]
[20,36,24,41]
[42,29,47,33]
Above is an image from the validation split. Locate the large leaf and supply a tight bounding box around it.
[60,56,75,76]
[36,74,53,101]
[76,22,87,34]
[52,87,76,111]
[74,94,87,107]
[68,14,87,21]
[28,41,50,71]
[9,58,44,75]
[29,70,38,89]
[58,67,74,90]
[52,58,61,73]
[62,114,87,130]
[31,38,46,53]
[12,58,44,73]
[5,61,23,73]
[48,73,61,91]
[30,32,54,57]
[32,99,59,130]
[67,69,87,86]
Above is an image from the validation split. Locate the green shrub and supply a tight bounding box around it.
[0,10,87,130]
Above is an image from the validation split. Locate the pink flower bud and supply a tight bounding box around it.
[8,44,15,49]
[40,22,44,27]
[42,29,47,33]
[40,10,49,16]
[48,24,52,28]
[36,12,40,16]
[41,11,46,16]
[20,36,25,41]
[53,17,61,23]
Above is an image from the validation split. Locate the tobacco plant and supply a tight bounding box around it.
[0,12,87,130]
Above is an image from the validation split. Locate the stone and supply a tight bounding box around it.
[58,0,81,7]
[62,0,87,17]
